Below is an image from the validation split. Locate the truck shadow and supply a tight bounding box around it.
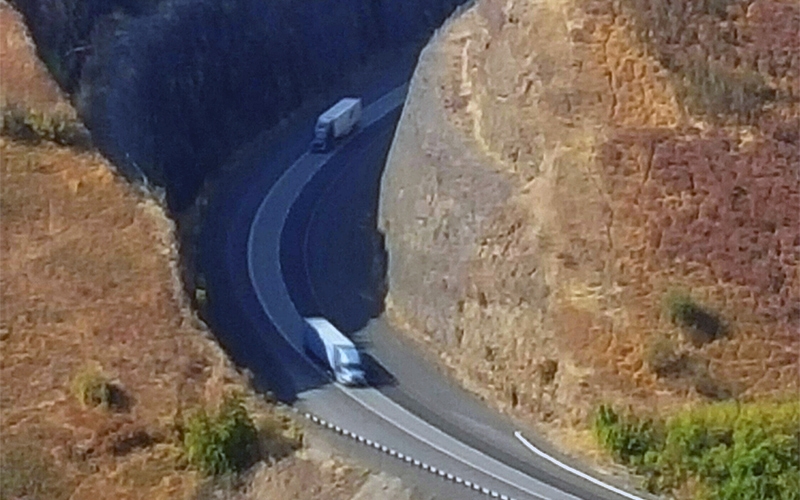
[282,110,400,335]
[359,352,398,388]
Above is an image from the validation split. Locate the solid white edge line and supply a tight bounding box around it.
[513,432,646,500]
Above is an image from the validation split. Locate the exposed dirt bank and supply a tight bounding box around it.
[380,0,798,461]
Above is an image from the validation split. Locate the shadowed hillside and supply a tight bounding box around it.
[13,0,466,210]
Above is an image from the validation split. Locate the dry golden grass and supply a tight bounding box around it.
[1,127,254,500]
[0,4,384,499]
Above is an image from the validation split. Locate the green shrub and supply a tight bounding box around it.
[182,393,259,476]
[595,401,800,498]
[594,405,664,467]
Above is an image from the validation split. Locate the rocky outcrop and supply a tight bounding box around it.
[379,12,557,418]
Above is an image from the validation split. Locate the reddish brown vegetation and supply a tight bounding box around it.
[596,79,798,400]
[619,0,800,121]
[568,0,799,402]
[601,125,799,323]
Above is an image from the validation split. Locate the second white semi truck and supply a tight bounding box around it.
[303,317,366,386]
[310,97,362,152]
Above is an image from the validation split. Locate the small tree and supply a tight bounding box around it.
[183,393,259,476]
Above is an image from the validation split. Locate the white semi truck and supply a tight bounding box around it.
[303,317,366,386]
[310,97,362,152]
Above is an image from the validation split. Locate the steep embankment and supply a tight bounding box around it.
[0,5,420,499]
[381,0,798,457]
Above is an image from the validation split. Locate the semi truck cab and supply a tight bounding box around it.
[310,97,362,153]
[311,120,334,152]
[303,317,366,386]
[332,346,364,386]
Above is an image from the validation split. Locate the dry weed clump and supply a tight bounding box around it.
[1,102,91,148]
[71,364,115,409]
[70,363,131,411]
[645,336,688,378]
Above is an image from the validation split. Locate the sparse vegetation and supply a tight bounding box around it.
[594,401,800,498]
[645,335,735,400]
[1,103,90,148]
[0,438,72,500]
[645,336,688,378]
[678,63,776,124]
[182,393,259,476]
[71,364,114,409]
[254,413,303,463]
[664,292,726,345]
[620,0,790,124]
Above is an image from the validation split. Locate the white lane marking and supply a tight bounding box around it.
[514,432,647,500]
[303,408,512,499]
[338,388,575,500]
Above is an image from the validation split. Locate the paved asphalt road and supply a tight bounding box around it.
[245,87,656,499]
[198,43,653,500]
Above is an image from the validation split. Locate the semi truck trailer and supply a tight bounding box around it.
[303,317,366,386]
[310,97,362,152]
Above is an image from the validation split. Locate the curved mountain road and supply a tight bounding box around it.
[244,85,655,500]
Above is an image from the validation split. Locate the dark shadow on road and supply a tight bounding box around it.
[360,352,398,388]
[288,109,400,334]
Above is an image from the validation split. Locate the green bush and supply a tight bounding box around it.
[594,405,664,467]
[182,393,259,476]
[594,401,800,498]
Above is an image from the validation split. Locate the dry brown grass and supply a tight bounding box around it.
[0,125,253,500]
[0,4,388,499]
[0,4,70,113]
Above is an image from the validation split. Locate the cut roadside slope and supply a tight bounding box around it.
[380,0,798,488]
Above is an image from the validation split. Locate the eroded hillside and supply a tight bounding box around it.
[381,0,798,470]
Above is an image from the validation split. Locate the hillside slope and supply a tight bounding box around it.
[0,4,420,499]
[381,0,798,468]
